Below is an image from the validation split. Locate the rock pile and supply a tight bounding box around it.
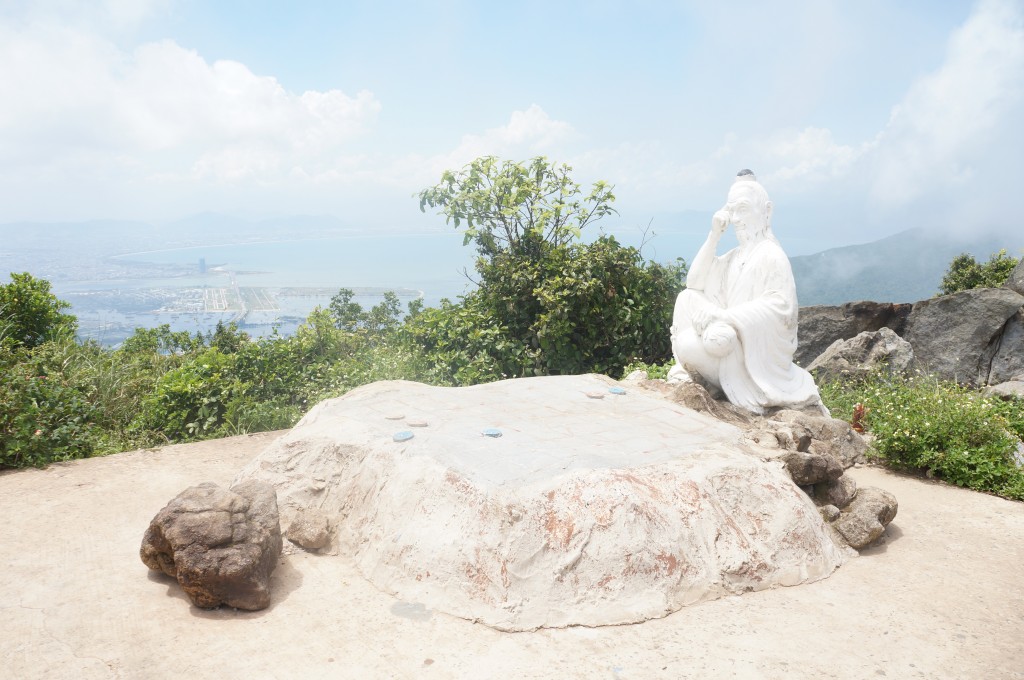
[645,380,898,550]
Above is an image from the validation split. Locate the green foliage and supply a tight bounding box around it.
[0,272,77,350]
[419,156,616,257]
[938,249,1020,295]
[413,157,685,384]
[0,346,101,467]
[621,359,676,380]
[820,371,1024,500]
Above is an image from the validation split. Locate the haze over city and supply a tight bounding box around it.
[1,0,1022,255]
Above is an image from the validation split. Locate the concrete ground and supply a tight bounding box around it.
[2,431,1022,680]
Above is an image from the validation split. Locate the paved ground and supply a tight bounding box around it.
[2,432,1023,679]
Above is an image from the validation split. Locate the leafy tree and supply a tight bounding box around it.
[0,272,77,350]
[938,249,1020,295]
[414,156,686,382]
[419,156,616,259]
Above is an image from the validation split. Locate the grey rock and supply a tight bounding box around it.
[989,310,1024,385]
[286,507,331,551]
[904,288,1024,385]
[819,504,841,522]
[984,380,1024,400]
[140,480,282,610]
[807,327,914,381]
[1003,258,1024,295]
[780,451,843,485]
[797,301,913,367]
[773,410,868,468]
[814,475,857,508]
[834,487,898,549]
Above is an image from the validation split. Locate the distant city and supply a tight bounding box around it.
[0,215,475,346]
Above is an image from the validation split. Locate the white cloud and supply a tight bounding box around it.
[869,0,1024,210]
[0,22,381,186]
[435,104,576,172]
[760,127,869,185]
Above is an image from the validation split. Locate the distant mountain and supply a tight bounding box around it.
[792,229,1021,305]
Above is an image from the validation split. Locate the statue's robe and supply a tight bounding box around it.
[672,236,821,413]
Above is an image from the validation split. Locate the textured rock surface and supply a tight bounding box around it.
[904,288,1024,385]
[1004,258,1024,295]
[834,487,899,549]
[780,451,843,486]
[988,309,1024,385]
[814,475,858,509]
[984,380,1024,400]
[285,507,331,551]
[772,409,869,468]
[235,375,849,631]
[796,302,913,367]
[807,327,914,381]
[140,480,282,610]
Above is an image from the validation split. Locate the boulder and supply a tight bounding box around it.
[984,380,1024,400]
[814,475,858,509]
[1004,258,1024,296]
[988,310,1024,385]
[796,301,913,367]
[833,487,898,549]
[807,327,914,381]
[140,480,282,611]
[234,375,851,631]
[904,288,1024,385]
[779,451,843,486]
[285,507,331,551]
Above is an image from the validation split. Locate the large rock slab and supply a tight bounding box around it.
[807,327,914,381]
[140,480,283,610]
[235,375,849,631]
[904,288,1024,385]
[796,301,913,367]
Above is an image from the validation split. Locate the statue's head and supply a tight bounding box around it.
[726,170,773,244]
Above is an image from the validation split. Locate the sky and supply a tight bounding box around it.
[1,0,1022,255]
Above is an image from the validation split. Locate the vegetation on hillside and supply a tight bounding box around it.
[938,249,1020,295]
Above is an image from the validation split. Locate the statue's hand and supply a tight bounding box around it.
[711,210,730,237]
[692,306,727,335]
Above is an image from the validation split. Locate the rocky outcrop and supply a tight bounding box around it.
[796,302,912,367]
[1004,258,1024,296]
[903,288,1024,386]
[806,327,914,381]
[234,375,866,631]
[140,481,282,611]
[988,310,1024,385]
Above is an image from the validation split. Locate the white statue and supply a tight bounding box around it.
[669,170,826,414]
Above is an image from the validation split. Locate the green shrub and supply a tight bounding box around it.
[820,371,1024,500]
[0,347,101,467]
[938,249,1020,295]
[0,272,77,350]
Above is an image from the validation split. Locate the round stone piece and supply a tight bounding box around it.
[408,420,429,428]
[585,391,605,399]
[393,431,414,442]
[481,428,502,438]
[608,387,627,395]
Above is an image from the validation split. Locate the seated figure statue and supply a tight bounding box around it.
[669,170,826,414]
